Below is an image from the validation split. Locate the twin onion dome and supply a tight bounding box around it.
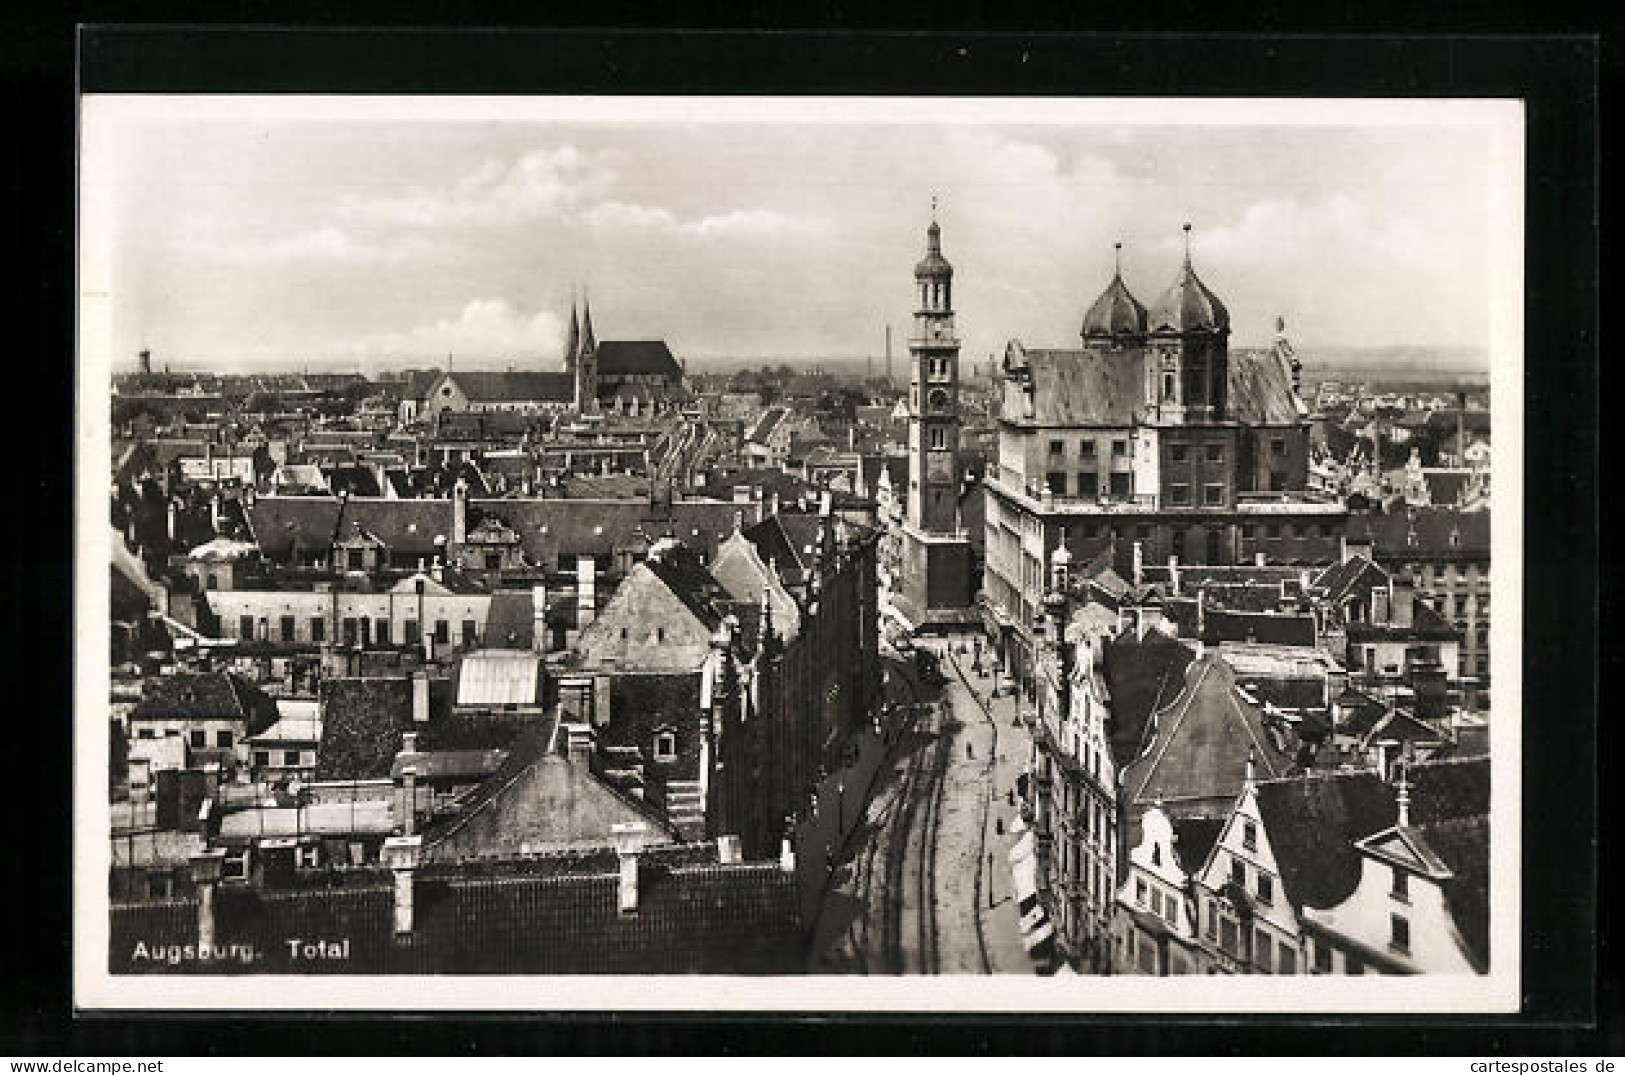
[1082,227,1229,338]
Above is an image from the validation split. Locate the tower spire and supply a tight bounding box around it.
[580,288,597,354]
[1182,222,1193,268]
[1114,241,1123,277]
[564,290,581,371]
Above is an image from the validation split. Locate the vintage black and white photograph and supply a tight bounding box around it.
[76,94,1521,1011]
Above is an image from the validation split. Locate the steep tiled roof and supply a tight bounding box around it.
[1251,755,1488,914]
[131,672,280,737]
[1202,609,1317,647]
[1120,656,1294,810]
[747,407,789,445]
[1423,470,1473,507]
[742,513,825,584]
[1314,555,1385,603]
[1101,631,1196,770]
[1348,507,1491,559]
[110,847,801,974]
[327,466,382,498]
[482,591,537,649]
[1228,350,1306,424]
[595,340,682,379]
[316,677,449,779]
[1002,346,1144,426]
[469,498,744,568]
[1254,768,1397,910]
[644,541,734,632]
[447,372,575,403]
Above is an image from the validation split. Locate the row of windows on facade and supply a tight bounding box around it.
[235,615,477,647]
[1045,439,1290,461]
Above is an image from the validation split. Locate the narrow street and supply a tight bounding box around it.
[810,637,1037,974]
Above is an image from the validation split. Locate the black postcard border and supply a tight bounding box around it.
[3,23,1603,1055]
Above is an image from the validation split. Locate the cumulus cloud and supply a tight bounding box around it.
[336,146,616,228]
[205,225,432,265]
[348,298,566,364]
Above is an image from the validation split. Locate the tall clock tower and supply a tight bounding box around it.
[896,208,975,632]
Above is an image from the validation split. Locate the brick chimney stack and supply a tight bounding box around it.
[452,476,469,547]
[383,834,423,938]
[612,822,649,915]
[399,765,418,836]
[189,848,227,952]
[412,671,430,723]
[532,583,548,653]
[577,555,597,629]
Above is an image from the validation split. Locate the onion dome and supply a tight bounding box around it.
[1148,224,1230,334]
[914,219,954,280]
[1082,243,1148,338]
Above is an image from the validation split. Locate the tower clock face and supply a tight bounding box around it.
[928,388,949,412]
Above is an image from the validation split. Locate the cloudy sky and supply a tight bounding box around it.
[82,97,1520,373]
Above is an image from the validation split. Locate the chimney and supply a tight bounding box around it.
[399,765,418,836]
[1168,556,1180,596]
[733,485,751,505]
[576,555,597,628]
[780,833,797,873]
[188,849,227,952]
[1243,748,1256,788]
[210,493,224,536]
[452,477,468,546]
[612,822,649,914]
[1395,765,1412,827]
[1132,541,1144,588]
[382,834,422,937]
[717,834,742,865]
[402,730,419,755]
[532,583,548,653]
[1255,551,1266,568]
[166,500,178,543]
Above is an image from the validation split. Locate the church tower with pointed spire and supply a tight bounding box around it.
[574,290,599,412]
[896,202,975,631]
[563,293,580,374]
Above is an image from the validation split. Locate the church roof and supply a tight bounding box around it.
[445,372,575,403]
[595,340,682,379]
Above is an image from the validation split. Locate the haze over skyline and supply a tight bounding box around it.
[83,97,1518,374]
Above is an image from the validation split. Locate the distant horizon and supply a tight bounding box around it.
[111,342,1492,378]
